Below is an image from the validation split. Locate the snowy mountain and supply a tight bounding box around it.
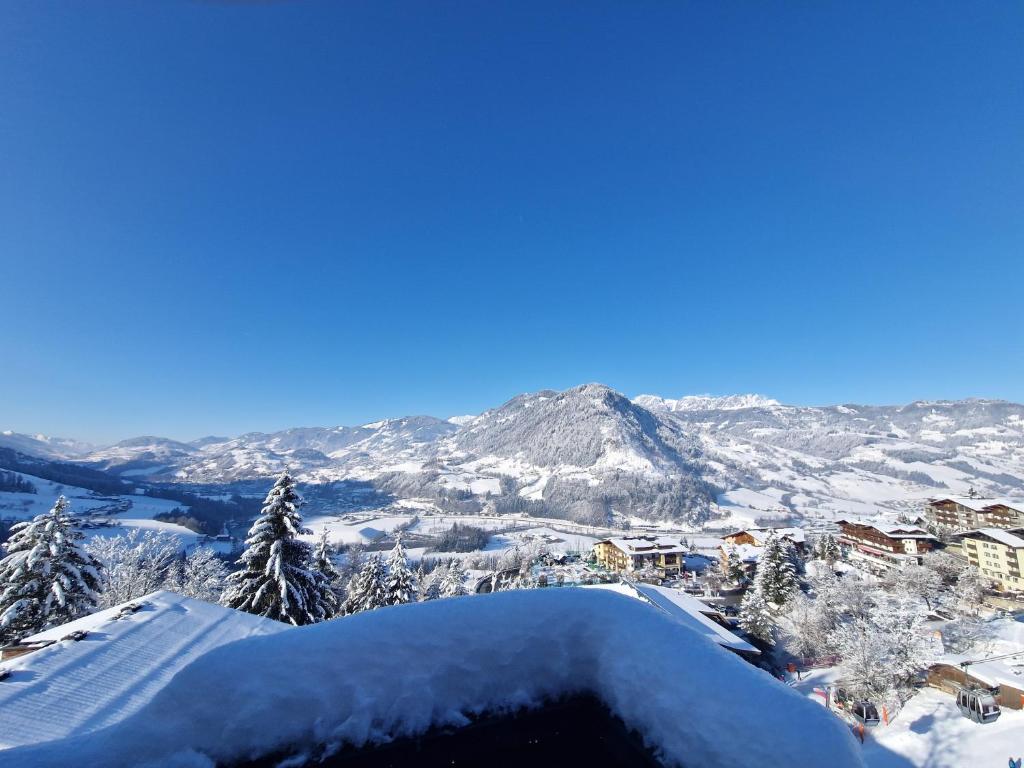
[6,386,1024,527]
[0,431,95,460]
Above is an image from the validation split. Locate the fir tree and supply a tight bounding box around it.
[314,528,341,583]
[221,473,337,625]
[738,586,774,644]
[722,547,747,584]
[344,553,387,614]
[816,533,840,565]
[383,533,417,606]
[439,559,468,598]
[754,531,798,607]
[0,496,103,643]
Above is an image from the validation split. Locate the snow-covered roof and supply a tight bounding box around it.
[1,589,857,768]
[722,542,762,563]
[603,535,687,555]
[929,496,1024,513]
[726,527,806,545]
[0,590,289,750]
[837,519,937,540]
[960,527,1024,548]
[584,582,758,654]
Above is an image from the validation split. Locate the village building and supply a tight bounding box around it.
[584,581,760,658]
[0,591,288,749]
[835,519,939,574]
[957,527,1024,593]
[721,527,806,553]
[926,496,1024,532]
[592,536,686,577]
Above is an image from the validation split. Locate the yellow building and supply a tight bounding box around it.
[959,528,1024,592]
[593,536,686,577]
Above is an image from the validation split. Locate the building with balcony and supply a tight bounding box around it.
[958,528,1024,593]
[835,519,939,574]
[721,526,806,553]
[593,536,686,577]
[926,496,1024,532]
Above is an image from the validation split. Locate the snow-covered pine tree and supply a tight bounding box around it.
[439,559,468,598]
[738,586,774,644]
[168,546,228,603]
[344,553,387,614]
[721,546,747,584]
[314,528,341,583]
[221,472,337,625]
[383,533,417,606]
[0,496,103,643]
[816,533,840,565]
[754,531,798,607]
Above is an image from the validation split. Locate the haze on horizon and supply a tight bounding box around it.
[2,2,1021,443]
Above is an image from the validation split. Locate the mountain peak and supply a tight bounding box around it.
[634,393,780,412]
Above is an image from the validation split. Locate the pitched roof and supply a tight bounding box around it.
[0,590,289,749]
[725,527,806,545]
[960,527,1024,548]
[603,536,687,555]
[929,496,1024,513]
[584,582,759,654]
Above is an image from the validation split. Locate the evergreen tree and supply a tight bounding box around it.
[738,586,774,644]
[0,496,103,643]
[419,563,442,601]
[754,531,798,607]
[383,533,417,606]
[439,559,468,598]
[344,553,387,614]
[221,473,337,625]
[313,528,341,583]
[816,533,840,565]
[722,547,747,584]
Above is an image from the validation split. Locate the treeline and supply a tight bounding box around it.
[152,490,263,536]
[0,470,36,494]
[0,447,132,496]
[431,523,491,553]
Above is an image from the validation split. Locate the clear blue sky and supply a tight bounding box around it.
[1,1,1022,443]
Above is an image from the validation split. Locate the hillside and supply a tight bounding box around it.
[4,386,1024,527]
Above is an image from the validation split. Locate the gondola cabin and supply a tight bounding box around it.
[956,688,1001,724]
[851,701,880,728]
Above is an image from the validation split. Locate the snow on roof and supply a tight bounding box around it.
[722,542,762,563]
[604,535,687,554]
[584,582,758,654]
[727,527,806,545]
[960,528,1024,548]
[0,590,288,750]
[930,496,1024,512]
[837,519,937,540]
[2,589,861,768]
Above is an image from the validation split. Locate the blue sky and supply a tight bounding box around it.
[1,1,1022,443]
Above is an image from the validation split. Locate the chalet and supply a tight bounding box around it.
[835,519,938,574]
[0,591,288,749]
[957,528,1024,593]
[721,527,806,552]
[593,536,686,577]
[927,496,1024,532]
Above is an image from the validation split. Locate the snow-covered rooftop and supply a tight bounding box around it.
[722,541,762,563]
[604,535,687,554]
[2,589,860,768]
[586,582,759,654]
[961,527,1024,548]
[930,496,1024,512]
[726,527,806,545]
[0,590,288,750]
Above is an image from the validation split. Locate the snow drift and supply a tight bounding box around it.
[4,589,864,768]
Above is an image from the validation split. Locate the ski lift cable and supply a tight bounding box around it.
[960,650,1024,668]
